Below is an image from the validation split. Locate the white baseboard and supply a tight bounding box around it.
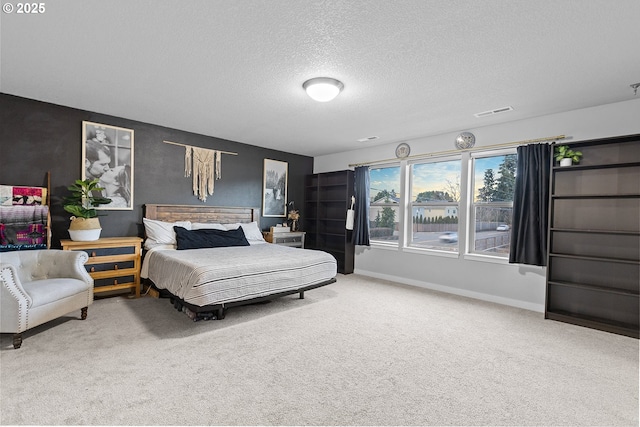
[353,268,545,313]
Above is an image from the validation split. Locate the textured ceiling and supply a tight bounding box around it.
[2,0,639,157]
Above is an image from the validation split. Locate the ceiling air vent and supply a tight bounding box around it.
[474,106,513,118]
[357,136,379,142]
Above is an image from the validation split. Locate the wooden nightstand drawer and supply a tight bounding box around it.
[86,261,135,273]
[61,236,142,298]
[78,245,137,258]
[94,275,136,288]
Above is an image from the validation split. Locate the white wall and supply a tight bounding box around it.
[313,98,640,312]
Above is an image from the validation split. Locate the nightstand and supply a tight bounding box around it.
[60,236,143,297]
[263,231,306,248]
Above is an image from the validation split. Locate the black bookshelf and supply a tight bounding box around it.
[304,170,355,274]
[546,134,640,338]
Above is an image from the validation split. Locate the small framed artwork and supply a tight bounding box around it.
[82,121,134,210]
[262,159,288,217]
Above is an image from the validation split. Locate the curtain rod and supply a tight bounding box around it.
[348,134,566,168]
[163,140,238,156]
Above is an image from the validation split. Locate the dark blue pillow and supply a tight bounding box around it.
[173,226,250,250]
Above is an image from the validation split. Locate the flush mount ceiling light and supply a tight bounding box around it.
[303,77,344,102]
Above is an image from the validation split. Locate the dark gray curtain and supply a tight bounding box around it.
[352,166,370,246]
[509,143,552,266]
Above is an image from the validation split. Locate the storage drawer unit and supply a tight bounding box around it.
[263,231,306,248]
[61,236,143,297]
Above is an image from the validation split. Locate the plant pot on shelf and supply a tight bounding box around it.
[554,145,582,167]
[68,217,102,241]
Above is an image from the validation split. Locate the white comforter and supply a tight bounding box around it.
[141,244,337,307]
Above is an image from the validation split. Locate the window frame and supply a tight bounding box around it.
[368,162,403,248]
[467,148,517,260]
[406,154,462,254]
[361,146,518,264]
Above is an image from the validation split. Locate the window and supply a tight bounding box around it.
[364,148,518,260]
[470,150,517,257]
[409,158,461,252]
[369,165,401,245]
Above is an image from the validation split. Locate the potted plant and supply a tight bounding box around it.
[63,178,112,241]
[555,145,583,167]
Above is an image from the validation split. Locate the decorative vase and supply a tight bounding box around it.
[68,217,102,241]
[291,220,298,232]
[560,158,572,167]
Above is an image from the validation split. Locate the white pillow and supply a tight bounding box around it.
[191,222,226,230]
[224,221,265,242]
[143,218,191,250]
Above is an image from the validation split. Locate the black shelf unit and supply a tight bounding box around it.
[546,134,640,338]
[304,170,355,274]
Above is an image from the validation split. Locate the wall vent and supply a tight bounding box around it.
[357,136,379,142]
[474,106,513,118]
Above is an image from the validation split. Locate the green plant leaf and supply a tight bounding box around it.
[63,178,112,218]
[555,145,582,161]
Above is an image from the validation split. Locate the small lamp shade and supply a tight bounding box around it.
[303,77,344,102]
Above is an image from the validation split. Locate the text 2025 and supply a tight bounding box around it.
[17,3,46,13]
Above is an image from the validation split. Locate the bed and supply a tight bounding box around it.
[141,204,337,320]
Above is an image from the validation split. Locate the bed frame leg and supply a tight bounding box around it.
[299,291,305,299]
[216,307,225,320]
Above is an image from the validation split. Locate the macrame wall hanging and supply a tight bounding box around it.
[164,140,237,202]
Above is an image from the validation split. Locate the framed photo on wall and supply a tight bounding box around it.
[82,121,134,210]
[262,159,288,217]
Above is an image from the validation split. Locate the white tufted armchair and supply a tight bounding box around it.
[0,249,94,349]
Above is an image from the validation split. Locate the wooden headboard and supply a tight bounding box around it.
[144,204,260,227]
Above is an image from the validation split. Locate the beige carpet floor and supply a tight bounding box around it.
[1,274,638,426]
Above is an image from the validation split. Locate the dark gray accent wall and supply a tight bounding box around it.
[0,93,313,248]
